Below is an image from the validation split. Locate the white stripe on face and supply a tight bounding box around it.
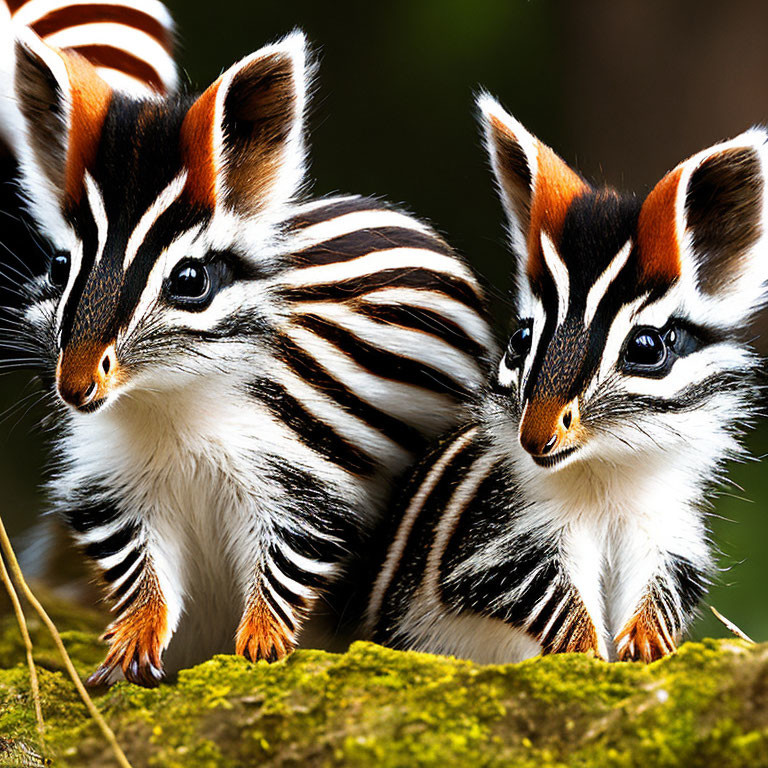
[84,172,108,267]
[54,238,83,339]
[540,231,569,328]
[123,172,188,271]
[584,239,633,327]
[519,298,546,394]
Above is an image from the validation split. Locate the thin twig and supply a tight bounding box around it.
[0,547,44,740]
[710,605,756,644]
[0,514,134,768]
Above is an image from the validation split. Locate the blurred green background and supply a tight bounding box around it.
[2,0,768,641]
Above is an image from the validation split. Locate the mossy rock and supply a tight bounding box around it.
[1,595,768,767]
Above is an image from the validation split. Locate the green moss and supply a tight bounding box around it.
[1,599,767,767]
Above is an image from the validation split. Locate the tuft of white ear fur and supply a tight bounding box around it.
[211,30,310,223]
[12,27,74,246]
[672,127,768,327]
[477,93,539,262]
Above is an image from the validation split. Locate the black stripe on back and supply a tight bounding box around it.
[281,268,485,315]
[278,333,425,453]
[356,302,488,361]
[292,226,454,266]
[285,197,386,229]
[247,378,376,476]
[295,313,469,399]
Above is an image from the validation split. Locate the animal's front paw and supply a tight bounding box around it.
[543,603,605,658]
[615,611,676,663]
[236,604,295,663]
[86,604,168,687]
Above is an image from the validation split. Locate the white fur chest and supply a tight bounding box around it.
[58,374,365,666]
[517,445,712,655]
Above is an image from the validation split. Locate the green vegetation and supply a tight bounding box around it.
[1,597,767,767]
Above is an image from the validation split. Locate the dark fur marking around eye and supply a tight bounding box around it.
[686,147,763,295]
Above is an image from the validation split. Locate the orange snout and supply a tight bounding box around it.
[519,397,581,458]
[56,343,119,411]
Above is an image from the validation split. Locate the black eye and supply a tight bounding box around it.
[505,322,532,368]
[49,252,70,288]
[166,260,212,307]
[623,328,667,371]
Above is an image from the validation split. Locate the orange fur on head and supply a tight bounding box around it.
[180,80,220,210]
[636,167,684,287]
[527,143,589,284]
[61,51,112,205]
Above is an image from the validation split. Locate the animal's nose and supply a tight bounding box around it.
[519,397,580,457]
[57,344,118,411]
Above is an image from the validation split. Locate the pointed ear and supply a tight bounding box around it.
[14,30,112,231]
[181,31,309,218]
[638,128,768,325]
[477,94,588,268]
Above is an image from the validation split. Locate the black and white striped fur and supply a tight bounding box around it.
[1,0,177,155]
[366,96,768,664]
[9,31,495,685]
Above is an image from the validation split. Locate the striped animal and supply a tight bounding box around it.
[9,29,495,685]
[366,95,768,663]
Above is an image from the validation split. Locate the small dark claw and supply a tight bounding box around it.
[86,664,115,688]
[123,654,164,688]
[242,644,281,664]
[264,647,279,663]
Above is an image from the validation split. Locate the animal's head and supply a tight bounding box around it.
[479,95,768,472]
[14,30,309,412]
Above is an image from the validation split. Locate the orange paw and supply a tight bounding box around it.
[236,601,295,663]
[87,595,168,688]
[544,604,603,657]
[616,608,676,663]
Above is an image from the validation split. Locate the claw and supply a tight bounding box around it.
[616,607,677,663]
[236,604,295,663]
